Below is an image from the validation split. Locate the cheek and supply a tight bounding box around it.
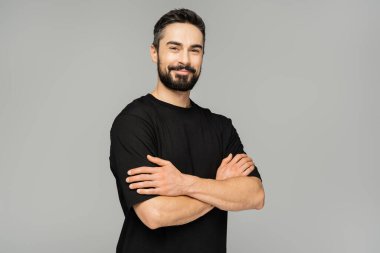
[158,50,176,64]
[193,57,203,70]
[193,54,203,64]
[158,59,170,72]
[162,51,179,62]
[163,57,179,69]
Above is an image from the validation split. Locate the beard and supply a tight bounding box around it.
[157,57,201,92]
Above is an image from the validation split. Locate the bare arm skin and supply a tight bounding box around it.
[182,175,265,211]
[129,154,263,229]
[181,153,265,211]
[132,154,239,229]
[133,195,213,230]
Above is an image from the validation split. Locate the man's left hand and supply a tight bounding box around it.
[126,155,190,196]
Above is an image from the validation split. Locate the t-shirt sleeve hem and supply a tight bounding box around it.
[126,194,160,210]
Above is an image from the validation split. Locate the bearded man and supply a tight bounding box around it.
[109,8,265,253]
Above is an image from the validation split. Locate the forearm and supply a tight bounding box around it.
[154,195,214,228]
[183,175,264,211]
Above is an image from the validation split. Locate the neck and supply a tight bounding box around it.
[151,81,192,108]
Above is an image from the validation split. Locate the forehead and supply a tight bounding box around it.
[160,23,203,46]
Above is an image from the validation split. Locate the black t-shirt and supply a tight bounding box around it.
[109,93,262,253]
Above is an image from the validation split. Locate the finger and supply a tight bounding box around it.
[242,165,255,176]
[240,161,254,172]
[221,153,233,166]
[237,162,253,173]
[129,180,158,189]
[236,157,254,168]
[229,153,248,165]
[137,188,158,195]
[126,173,156,183]
[147,154,171,166]
[128,166,158,176]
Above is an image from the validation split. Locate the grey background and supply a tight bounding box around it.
[1,0,379,252]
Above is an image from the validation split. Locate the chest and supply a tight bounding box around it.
[154,116,223,179]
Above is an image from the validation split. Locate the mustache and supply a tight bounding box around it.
[168,64,196,73]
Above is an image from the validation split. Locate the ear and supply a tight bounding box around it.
[150,44,158,63]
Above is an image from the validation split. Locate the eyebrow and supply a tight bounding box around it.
[166,41,203,50]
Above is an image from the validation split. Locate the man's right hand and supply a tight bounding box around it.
[216,154,255,180]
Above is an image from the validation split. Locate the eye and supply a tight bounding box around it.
[169,47,179,51]
[191,48,202,54]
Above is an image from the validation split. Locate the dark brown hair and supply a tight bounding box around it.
[152,8,206,51]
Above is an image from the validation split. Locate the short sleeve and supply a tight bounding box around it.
[223,118,262,182]
[109,113,159,210]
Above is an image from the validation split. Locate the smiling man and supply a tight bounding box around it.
[109,8,265,253]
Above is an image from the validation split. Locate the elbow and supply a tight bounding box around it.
[144,208,162,230]
[246,177,265,210]
[145,217,160,230]
[147,222,160,230]
[133,203,162,230]
[254,188,265,210]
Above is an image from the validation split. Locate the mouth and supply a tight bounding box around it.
[174,69,191,75]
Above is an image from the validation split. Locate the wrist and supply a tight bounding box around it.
[181,174,199,196]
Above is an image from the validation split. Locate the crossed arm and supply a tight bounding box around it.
[128,154,265,229]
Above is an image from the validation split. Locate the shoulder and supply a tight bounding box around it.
[110,95,155,133]
[195,103,234,132]
[197,102,232,125]
[118,94,155,121]
[210,111,232,126]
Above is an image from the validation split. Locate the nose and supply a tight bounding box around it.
[178,50,190,65]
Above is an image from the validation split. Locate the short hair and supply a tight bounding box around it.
[152,8,206,51]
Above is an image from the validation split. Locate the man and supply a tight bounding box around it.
[109,8,265,253]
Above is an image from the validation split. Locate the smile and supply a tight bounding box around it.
[174,70,191,75]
